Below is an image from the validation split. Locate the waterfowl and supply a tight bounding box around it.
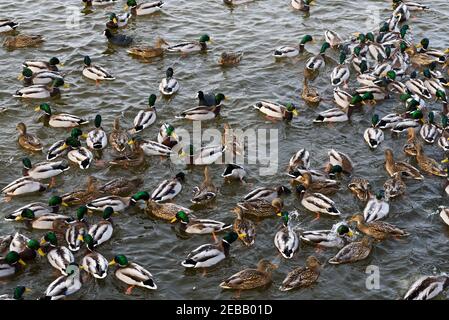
[274,211,299,259]
[191,167,217,204]
[5,196,66,222]
[132,94,157,134]
[86,115,108,150]
[300,222,353,249]
[273,35,313,58]
[291,0,313,11]
[36,103,89,128]
[109,254,157,294]
[40,232,75,275]
[302,78,321,104]
[20,67,64,86]
[349,214,409,240]
[103,29,133,46]
[378,113,404,130]
[219,259,277,290]
[126,38,166,59]
[87,196,129,212]
[232,207,256,246]
[9,233,43,262]
[14,209,71,231]
[0,286,30,300]
[437,123,449,152]
[279,256,321,292]
[364,114,384,149]
[41,263,81,300]
[348,178,371,202]
[109,140,142,167]
[326,149,354,176]
[324,30,343,48]
[439,206,449,226]
[0,251,26,278]
[305,42,331,71]
[164,34,211,54]
[236,198,284,219]
[416,38,448,64]
[423,69,445,97]
[403,275,449,300]
[68,146,93,170]
[159,67,179,96]
[355,85,387,101]
[150,172,185,203]
[13,78,64,99]
[296,185,341,220]
[186,144,226,165]
[197,91,226,107]
[177,104,222,121]
[328,236,373,264]
[81,234,108,279]
[1,177,46,197]
[243,186,291,202]
[384,173,406,199]
[384,148,423,180]
[125,0,164,16]
[138,138,175,157]
[16,122,43,152]
[171,210,231,235]
[313,107,350,123]
[22,157,69,181]
[406,75,432,100]
[61,176,99,205]
[392,0,429,11]
[82,56,115,82]
[85,207,114,248]
[222,164,247,182]
[23,57,60,73]
[363,192,390,222]
[330,52,350,87]
[253,101,299,121]
[292,172,340,195]
[109,117,130,153]
[157,123,178,148]
[404,127,419,156]
[181,232,238,269]
[218,51,243,66]
[106,12,131,29]
[97,177,143,197]
[65,206,88,252]
[0,235,12,254]
[415,143,447,177]
[83,0,118,6]
[3,34,44,49]
[288,149,310,173]
[0,19,19,33]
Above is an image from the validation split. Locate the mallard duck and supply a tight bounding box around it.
[378,113,404,130]
[349,214,409,240]
[186,144,226,165]
[330,52,350,87]
[103,29,133,46]
[406,76,432,100]
[109,117,130,153]
[97,177,142,197]
[82,56,115,83]
[355,85,387,101]
[157,123,178,148]
[171,210,231,235]
[20,67,64,86]
[392,0,429,11]
[273,35,313,58]
[313,107,351,123]
[0,19,18,33]
[1,177,46,197]
[13,78,64,99]
[253,101,299,121]
[5,195,67,221]
[423,69,445,97]
[86,115,108,150]
[126,38,166,59]
[232,207,256,246]
[403,275,449,300]
[45,124,84,161]
[439,206,449,226]
[328,236,372,264]
[177,104,223,121]
[68,146,93,170]
[106,12,131,29]
[391,119,421,134]
[274,211,299,259]
[159,67,179,96]
[83,0,118,6]
[9,233,44,261]
[191,167,217,204]
[84,207,114,248]
[219,259,277,291]
[437,115,449,152]
[87,196,129,212]
[16,122,43,152]
[137,138,175,157]
[384,173,406,200]
[0,235,12,254]
[243,186,291,202]
[326,149,354,177]
[109,137,145,168]
[287,149,310,174]
[181,232,238,269]
[419,112,440,144]
[23,57,60,74]
[150,172,185,202]
[296,185,341,220]
[81,234,108,279]
[0,251,26,278]
[236,198,284,219]
[22,157,69,181]
[384,148,423,180]
[132,94,157,134]
[302,78,321,105]
[197,91,226,107]
[348,178,371,202]
[222,164,247,182]
[65,206,88,252]
[36,103,89,128]
[324,30,343,48]
[125,0,163,15]
[416,38,448,64]
[364,114,384,149]
[404,127,419,156]
[109,254,157,294]
[15,209,71,231]
[218,51,243,66]
[164,34,211,54]
[3,34,44,49]
[300,221,353,249]
[40,263,81,300]
[61,176,99,205]
[279,256,321,292]
[40,231,75,275]
[363,191,390,222]
[291,172,340,195]
[291,0,313,11]
[415,143,447,177]
[0,286,31,300]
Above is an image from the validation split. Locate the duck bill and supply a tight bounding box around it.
[108,260,116,266]
[347,231,354,237]
[15,216,23,221]
[113,18,118,24]
[63,83,70,89]
[37,248,46,257]
[178,150,187,158]
[34,106,41,112]
[127,139,135,146]
[124,4,129,10]
[442,158,449,163]
[77,235,84,242]
[61,201,69,207]
[292,109,299,117]
[81,133,88,139]
[276,212,282,217]
[18,259,27,266]
[238,233,246,240]
[170,217,177,223]
[40,239,47,245]
[17,74,24,81]
[171,132,178,140]
[25,288,32,293]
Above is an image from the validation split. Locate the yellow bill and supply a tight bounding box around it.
[37,248,46,257]
[18,259,27,266]
[108,260,116,266]
[170,217,177,223]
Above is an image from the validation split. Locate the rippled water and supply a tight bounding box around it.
[1,0,449,300]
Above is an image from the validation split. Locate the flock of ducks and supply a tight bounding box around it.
[1,0,449,300]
